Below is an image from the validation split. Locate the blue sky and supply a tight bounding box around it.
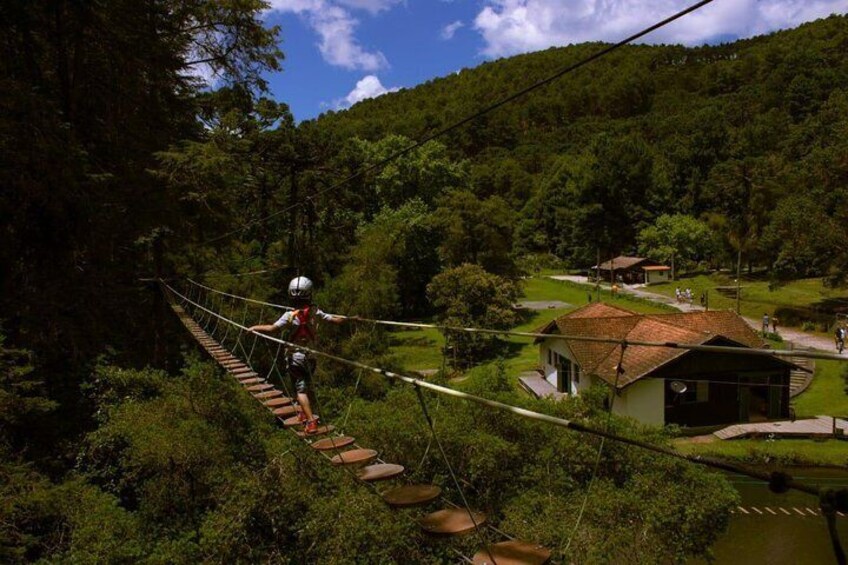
[261,0,848,122]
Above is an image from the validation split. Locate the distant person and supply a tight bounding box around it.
[836,326,846,354]
[675,287,681,303]
[762,313,770,335]
[771,317,779,334]
[249,276,347,434]
[699,292,706,308]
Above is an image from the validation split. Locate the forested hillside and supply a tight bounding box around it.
[1,4,846,562]
[309,15,848,278]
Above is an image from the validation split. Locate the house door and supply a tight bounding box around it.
[738,386,750,422]
[555,357,565,392]
[768,378,783,419]
[554,354,571,393]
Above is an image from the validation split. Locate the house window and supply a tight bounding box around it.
[674,380,709,404]
[547,349,552,365]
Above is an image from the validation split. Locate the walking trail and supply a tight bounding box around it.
[549,275,835,352]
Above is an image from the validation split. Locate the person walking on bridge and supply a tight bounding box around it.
[249,276,346,433]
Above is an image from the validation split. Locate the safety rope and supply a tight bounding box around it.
[169,282,846,563]
[181,279,847,364]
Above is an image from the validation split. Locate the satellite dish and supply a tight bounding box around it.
[670,381,688,394]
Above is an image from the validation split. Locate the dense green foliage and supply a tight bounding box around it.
[427,265,521,366]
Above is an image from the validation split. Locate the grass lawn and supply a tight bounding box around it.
[675,437,848,467]
[793,359,848,418]
[389,277,671,375]
[389,326,445,372]
[648,274,848,333]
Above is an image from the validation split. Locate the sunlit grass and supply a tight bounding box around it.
[648,274,848,332]
[675,437,848,466]
[794,360,848,418]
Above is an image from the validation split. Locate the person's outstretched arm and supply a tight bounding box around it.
[248,324,277,333]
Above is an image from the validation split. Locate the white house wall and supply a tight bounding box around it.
[612,379,665,426]
[645,270,669,284]
[540,339,581,395]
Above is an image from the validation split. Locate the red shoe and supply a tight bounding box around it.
[304,418,320,434]
[297,409,308,423]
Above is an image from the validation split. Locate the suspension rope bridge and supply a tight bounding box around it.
[163,279,848,564]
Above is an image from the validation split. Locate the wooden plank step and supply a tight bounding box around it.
[265,397,295,408]
[358,464,404,482]
[253,390,284,400]
[229,367,253,374]
[283,415,307,428]
[296,425,335,438]
[419,508,487,535]
[272,405,298,417]
[239,378,263,385]
[382,485,442,508]
[311,436,355,451]
[330,449,378,466]
[246,383,273,392]
[472,540,551,565]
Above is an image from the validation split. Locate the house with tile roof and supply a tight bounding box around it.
[592,256,671,284]
[532,303,806,427]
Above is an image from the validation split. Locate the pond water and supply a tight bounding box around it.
[692,468,848,564]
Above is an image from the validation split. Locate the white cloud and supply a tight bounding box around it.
[441,20,465,40]
[473,0,848,58]
[267,0,388,71]
[337,75,400,108]
[336,0,402,14]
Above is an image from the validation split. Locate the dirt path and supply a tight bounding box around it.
[548,276,837,352]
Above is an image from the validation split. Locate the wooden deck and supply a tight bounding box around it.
[714,416,848,440]
[518,371,567,400]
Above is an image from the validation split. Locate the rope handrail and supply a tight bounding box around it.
[182,278,848,363]
[163,280,825,498]
[187,278,294,311]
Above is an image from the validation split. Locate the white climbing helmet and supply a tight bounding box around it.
[288,276,313,299]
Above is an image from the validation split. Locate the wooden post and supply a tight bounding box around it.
[610,255,615,298]
[735,247,742,315]
[671,252,675,282]
[288,167,298,272]
[596,248,601,302]
[153,236,165,368]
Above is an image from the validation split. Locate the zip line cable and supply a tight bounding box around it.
[162,280,833,498]
[168,281,848,564]
[201,0,717,246]
[182,278,848,364]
